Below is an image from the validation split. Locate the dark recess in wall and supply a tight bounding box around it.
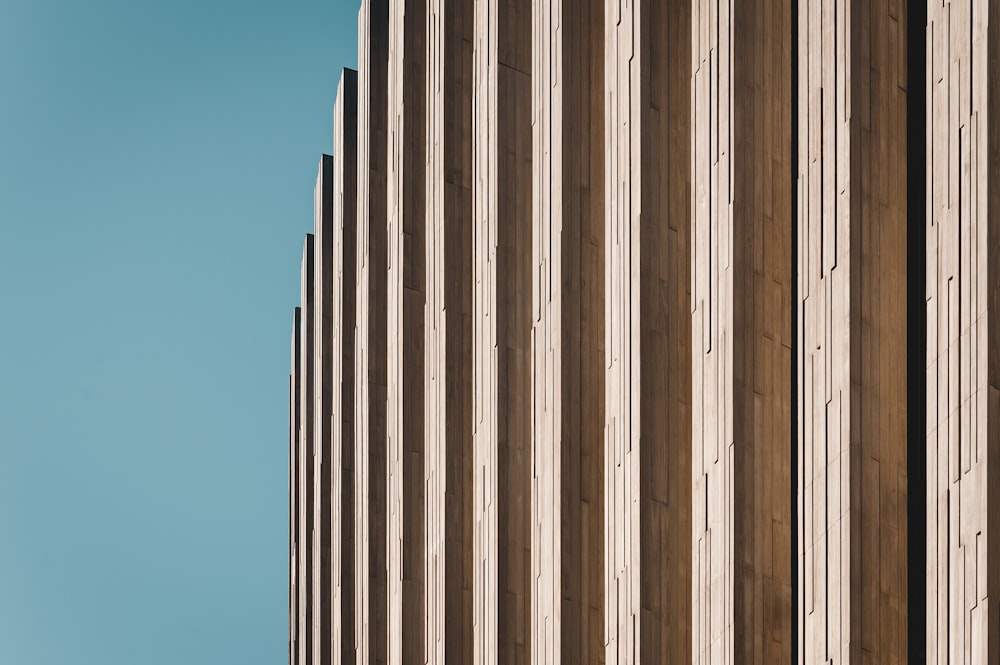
[906,0,927,662]
[790,0,799,660]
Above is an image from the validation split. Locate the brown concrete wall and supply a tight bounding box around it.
[333,69,359,665]
[314,155,335,665]
[290,307,301,665]
[799,1,909,662]
[387,1,427,663]
[424,0,474,661]
[531,1,605,663]
[299,235,315,665]
[354,2,389,663]
[471,0,532,662]
[288,4,1000,665]
[926,1,1000,662]
[692,0,793,663]
[604,1,692,663]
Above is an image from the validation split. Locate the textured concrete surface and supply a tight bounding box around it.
[692,1,793,663]
[926,1,999,662]
[288,4,999,663]
[471,0,532,662]
[332,69,359,665]
[387,1,427,663]
[353,2,389,663]
[603,1,692,663]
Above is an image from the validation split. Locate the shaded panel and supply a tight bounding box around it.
[354,2,389,662]
[604,0,692,662]
[387,0,427,662]
[471,0,532,662]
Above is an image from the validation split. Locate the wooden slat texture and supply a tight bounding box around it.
[424,0,474,660]
[387,1,427,663]
[926,1,999,662]
[692,0,793,662]
[604,1,692,663]
[471,0,532,662]
[531,1,605,663]
[333,69,360,665]
[354,2,389,663]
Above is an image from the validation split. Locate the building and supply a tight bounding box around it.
[288,0,999,663]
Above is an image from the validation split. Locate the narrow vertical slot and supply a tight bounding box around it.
[789,0,799,660]
[906,0,928,662]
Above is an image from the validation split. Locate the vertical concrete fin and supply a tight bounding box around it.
[355,2,389,662]
[472,0,533,661]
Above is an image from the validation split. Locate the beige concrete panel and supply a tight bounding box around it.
[603,1,692,663]
[693,0,792,662]
[355,2,389,662]
[926,2,999,662]
[531,1,605,663]
[387,0,426,662]
[300,236,316,665]
[291,307,301,665]
[314,155,335,665]
[471,0,532,662]
[333,69,360,665]
[424,0,474,661]
[798,1,908,661]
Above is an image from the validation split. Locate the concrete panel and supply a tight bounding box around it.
[424,0,474,661]
[692,0,793,662]
[290,307,301,665]
[604,1,692,663]
[387,1,426,663]
[531,1,605,662]
[926,1,1000,662]
[299,235,316,665]
[471,0,532,662]
[333,69,359,665]
[798,0,910,662]
[314,155,335,665]
[354,1,389,663]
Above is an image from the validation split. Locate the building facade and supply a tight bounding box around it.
[289,0,999,663]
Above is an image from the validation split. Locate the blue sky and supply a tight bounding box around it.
[0,1,357,662]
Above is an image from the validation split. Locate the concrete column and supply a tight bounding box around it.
[926,1,1000,661]
[333,68,359,665]
[471,0,532,662]
[290,307,301,665]
[692,0,793,662]
[313,155,334,665]
[798,0,910,662]
[387,1,427,662]
[531,1,605,663]
[354,1,389,663]
[299,235,316,665]
[603,1,692,663]
[424,0,474,661]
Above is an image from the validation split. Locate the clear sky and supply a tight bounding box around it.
[0,1,357,662]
